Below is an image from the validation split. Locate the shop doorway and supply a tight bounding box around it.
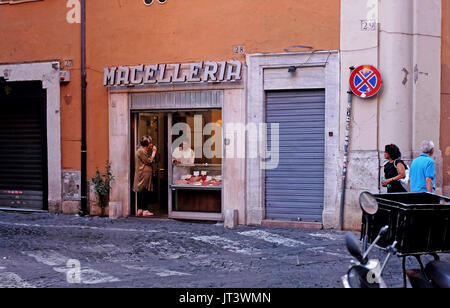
[130,108,223,220]
[131,112,169,217]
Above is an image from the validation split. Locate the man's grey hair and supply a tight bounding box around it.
[421,140,435,154]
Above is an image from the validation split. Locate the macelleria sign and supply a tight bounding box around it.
[103,60,242,86]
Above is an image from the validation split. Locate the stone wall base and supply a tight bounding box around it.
[262,220,323,229]
[62,201,81,215]
[48,200,62,213]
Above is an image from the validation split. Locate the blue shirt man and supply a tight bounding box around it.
[409,141,436,193]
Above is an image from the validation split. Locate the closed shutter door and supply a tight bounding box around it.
[265,90,325,222]
[0,81,47,210]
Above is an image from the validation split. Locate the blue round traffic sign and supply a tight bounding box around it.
[350,65,382,99]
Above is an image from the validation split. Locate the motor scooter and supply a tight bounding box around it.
[342,192,450,288]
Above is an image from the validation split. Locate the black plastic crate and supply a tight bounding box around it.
[361,193,450,256]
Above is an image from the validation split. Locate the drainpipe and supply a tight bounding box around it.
[79,0,88,216]
[339,66,355,230]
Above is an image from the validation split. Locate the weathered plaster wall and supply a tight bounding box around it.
[340,0,380,230]
[0,1,81,172]
[341,0,442,230]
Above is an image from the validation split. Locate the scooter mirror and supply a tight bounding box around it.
[359,191,378,215]
[347,265,381,289]
[345,232,364,263]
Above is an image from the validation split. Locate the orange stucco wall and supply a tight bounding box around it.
[1,0,340,180]
[442,0,450,195]
[0,0,81,171]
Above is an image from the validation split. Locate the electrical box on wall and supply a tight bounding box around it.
[60,70,71,83]
[62,171,81,201]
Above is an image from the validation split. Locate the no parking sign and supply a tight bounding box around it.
[349,65,382,99]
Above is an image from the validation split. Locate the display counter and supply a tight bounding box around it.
[171,163,222,213]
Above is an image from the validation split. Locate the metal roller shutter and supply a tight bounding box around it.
[265,90,325,222]
[0,81,47,210]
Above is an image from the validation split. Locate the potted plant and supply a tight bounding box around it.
[91,161,115,217]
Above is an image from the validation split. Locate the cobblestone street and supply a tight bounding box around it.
[0,211,435,288]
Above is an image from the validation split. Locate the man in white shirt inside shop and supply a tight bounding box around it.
[172,141,195,181]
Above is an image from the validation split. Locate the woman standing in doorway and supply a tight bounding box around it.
[133,136,157,217]
[382,144,407,193]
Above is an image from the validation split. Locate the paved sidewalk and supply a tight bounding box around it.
[0,211,437,288]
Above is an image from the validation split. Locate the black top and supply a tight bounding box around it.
[384,159,407,193]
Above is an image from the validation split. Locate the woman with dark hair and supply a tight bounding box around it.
[382,144,407,193]
[133,136,157,217]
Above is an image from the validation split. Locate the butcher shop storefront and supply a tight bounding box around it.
[104,51,340,228]
[105,60,247,224]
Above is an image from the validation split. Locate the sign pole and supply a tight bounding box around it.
[339,66,355,231]
[339,64,382,230]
